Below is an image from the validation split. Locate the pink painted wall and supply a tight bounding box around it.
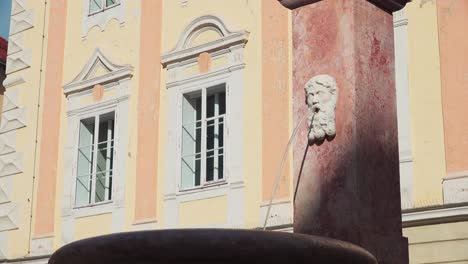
[261,0,291,201]
[134,0,163,223]
[437,0,468,175]
[34,0,67,236]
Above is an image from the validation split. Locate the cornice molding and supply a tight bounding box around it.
[278,0,410,13]
[63,48,133,96]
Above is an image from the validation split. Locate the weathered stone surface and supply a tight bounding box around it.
[290,0,408,263]
[278,0,409,13]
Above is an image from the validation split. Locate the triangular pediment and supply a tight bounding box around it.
[63,48,133,96]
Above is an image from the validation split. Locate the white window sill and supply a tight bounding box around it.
[72,200,114,218]
[178,181,228,195]
[88,3,120,17]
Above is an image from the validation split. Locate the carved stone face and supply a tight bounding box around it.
[304,75,338,143]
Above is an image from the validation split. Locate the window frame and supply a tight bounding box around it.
[72,107,118,209]
[88,0,120,16]
[178,82,229,192]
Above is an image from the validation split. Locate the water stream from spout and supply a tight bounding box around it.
[263,113,314,230]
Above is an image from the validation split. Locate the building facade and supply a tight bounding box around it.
[0,0,293,262]
[395,1,468,263]
[0,0,466,264]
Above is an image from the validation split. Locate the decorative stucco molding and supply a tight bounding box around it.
[2,90,19,113]
[161,15,249,67]
[5,49,31,74]
[61,48,133,244]
[0,0,34,256]
[2,75,25,89]
[0,152,23,177]
[304,75,338,144]
[0,203,19,231]
[0,108,27,134]
[11,0,26,16]
[162,15,247,228]
[0,132,17,156]
[30,236,54,256]
[9,9,34,36]
[63,48,133,96]
[7,34,24,55]
[81,0,126,40]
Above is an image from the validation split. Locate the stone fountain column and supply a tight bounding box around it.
[279,0,410,263]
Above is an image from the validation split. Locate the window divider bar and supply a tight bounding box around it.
[90,115,100,204]
[201,88,207,187]
[105,119,113,200]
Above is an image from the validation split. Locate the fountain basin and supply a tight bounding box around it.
[49,229,377,264]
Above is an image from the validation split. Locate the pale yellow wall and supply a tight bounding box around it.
[404,222,468,264]
[406,1,446,207]
[74,214,113,240]
[7,0,48,258]
[159,0,263,228]
[53,0,142,242]
[179,196,227,227]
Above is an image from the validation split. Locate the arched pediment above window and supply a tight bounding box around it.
[161,15,249,67]
[63,48,133,96]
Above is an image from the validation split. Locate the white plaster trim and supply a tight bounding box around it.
[7,34,24,55]
[62,52,132,243]
[30,236,53,256]
[0,203,19,232]
[393,9,408,27]
[163,16,247,228]
[402,205,468,223]
[81,0,125,40]
[0,107,27,134]
[2,74,25,88]
[393,8,414,210]
[9,9,34,36]
[11,0,26,16]
[2,90,20,113]
[130,220,158,231]
[5,49,31,74]
[444,171,468,180]
[161,15,249,66]
[260,199,293,228]
[0,152,23,177]
[0,131,17,156]
[63,48,133,96]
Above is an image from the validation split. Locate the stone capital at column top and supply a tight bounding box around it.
[278,0,410,13]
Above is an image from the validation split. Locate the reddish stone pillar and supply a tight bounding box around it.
[282,0,409,263]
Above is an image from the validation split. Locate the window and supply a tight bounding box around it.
[89,0,118,15]
[181,84,226,190]
[75,111,115,207]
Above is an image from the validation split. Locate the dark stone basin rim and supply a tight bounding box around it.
[49,229,377,264]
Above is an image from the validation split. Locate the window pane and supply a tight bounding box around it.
[89,0,102,13]
[218,154,224,180]
[219,91,226,115]
[79,119,94,147]
[206,150,223,181]
[183,92,201,124]
[105,0,116,7]
[206,117,223,151]
[206,85,226,118]
[181,154,201,189]
[207,94,215,118]
[182,92,202,189]
[76,174,92,207]
[206,156,214,182]
[95,113,114,202]
[76,119,94,206]
[182,121,201,156]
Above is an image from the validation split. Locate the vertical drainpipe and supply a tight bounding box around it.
[27,0,49,255]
